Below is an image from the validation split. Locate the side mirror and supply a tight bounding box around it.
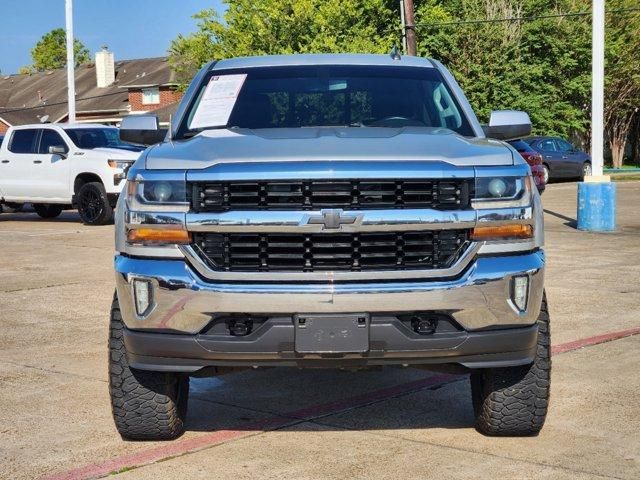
[48,145,67,158]
[482,110,532,141]
[119,115,167,146]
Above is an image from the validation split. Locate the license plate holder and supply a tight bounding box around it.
[294,314,370,354]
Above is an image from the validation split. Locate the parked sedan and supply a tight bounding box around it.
[524,136,591,182]
[508,139,546,193]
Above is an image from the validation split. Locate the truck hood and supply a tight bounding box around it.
[91,147,141,160]
[144,127,513,170]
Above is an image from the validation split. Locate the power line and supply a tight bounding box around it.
[416,7,640,29]
[0,90,126,116]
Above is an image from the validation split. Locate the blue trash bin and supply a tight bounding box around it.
[577,181,616,231]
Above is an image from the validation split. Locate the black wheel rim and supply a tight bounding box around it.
[79,189,103,222]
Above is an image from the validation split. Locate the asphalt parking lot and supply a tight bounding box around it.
[1,182,639,480]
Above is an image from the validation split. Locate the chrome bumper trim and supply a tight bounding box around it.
[115,250,545,334]
[123,205,535,281]
[126,206,532,234]
[184,208,478,233]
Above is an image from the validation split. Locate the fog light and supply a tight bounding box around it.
[228,319,253,336]
[411,316,438,335]
[512,276,529,311]
[133,279,152,316]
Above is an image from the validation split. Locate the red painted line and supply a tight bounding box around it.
[45,327,640,480]
[44,418,291,480]
[286,373,455,420]
[551,326,640,355]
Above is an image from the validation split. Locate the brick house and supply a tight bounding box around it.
[0,49,182,133]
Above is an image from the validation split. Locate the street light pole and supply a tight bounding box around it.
[576,0,615,231]
[65,0,76,123]
[591,0,605,177]
[403,0,417,56]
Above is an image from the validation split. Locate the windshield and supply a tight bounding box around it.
[65,128,143,152]
[184,65,474,136]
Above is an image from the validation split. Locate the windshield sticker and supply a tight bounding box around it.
[189,74,247,129]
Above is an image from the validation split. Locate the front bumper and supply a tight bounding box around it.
[115,251,545,371]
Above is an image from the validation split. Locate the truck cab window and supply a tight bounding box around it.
[9,129,39,154]
[39,130,69,154]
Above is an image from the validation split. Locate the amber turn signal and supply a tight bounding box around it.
[127,228,191,245]
[471,224,533,241]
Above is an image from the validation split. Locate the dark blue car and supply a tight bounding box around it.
[524,136,591,182]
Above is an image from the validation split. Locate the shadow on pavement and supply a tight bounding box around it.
[543,209,577,228]
[184,368,473,433]
[0,210,82,223]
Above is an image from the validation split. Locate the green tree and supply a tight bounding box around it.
[169,0,638,165]
[30,28,90,72]
[169,0,400,84]
[604,0,640,168]
[416,0,591,138]
[18,65,35,75]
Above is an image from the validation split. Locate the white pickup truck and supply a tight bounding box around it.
[0,123,142,224]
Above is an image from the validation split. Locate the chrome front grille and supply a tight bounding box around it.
[190,179,471,212]
[192,230,470,272]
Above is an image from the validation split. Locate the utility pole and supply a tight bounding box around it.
[590,0,605,177]
[65,0,76,123]
[399,0,407,54]
[403,0,417,56]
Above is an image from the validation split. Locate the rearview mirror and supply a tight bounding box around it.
[119,115,167,146]
[482,110,532,141]
[48,145,67,158]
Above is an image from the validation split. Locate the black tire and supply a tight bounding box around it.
[5,202,24,212]
[109,294,189,440]
[581,162,592,180]
[77,182,113,225]
[33,203,63,219]
[471,292,551,436]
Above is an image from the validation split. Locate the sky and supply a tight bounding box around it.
[0,0,225,75]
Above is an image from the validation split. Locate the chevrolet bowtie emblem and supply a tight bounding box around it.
[306,209,358,230]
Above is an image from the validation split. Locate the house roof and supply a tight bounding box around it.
[0,57,174,126]
[149,101,180,123]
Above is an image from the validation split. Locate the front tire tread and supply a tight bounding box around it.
[109,295,189,440]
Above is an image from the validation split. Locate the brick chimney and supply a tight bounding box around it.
[95,46,115,88]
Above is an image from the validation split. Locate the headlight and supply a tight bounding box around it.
[108,159,133,170]
[127,180,187,206]
[475,177,524,200]
[151,182,174,202]
[125,179,190,245]
[472,176,533,209]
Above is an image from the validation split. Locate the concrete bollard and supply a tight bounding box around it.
[577,180,616,231]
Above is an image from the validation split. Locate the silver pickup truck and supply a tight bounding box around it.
[109,54,549,441]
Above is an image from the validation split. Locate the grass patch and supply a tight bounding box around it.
[611,174,640,182]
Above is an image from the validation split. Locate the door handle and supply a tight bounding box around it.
[545,155,552,159]
[1,160,8,164]
[562,156,568,159]
[33,160,42,164]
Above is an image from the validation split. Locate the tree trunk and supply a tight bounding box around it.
[610,136,625,168]
[630,114,640,166]
[607,111,636,169]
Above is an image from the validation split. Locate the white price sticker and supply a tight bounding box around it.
[189,74,247,129]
